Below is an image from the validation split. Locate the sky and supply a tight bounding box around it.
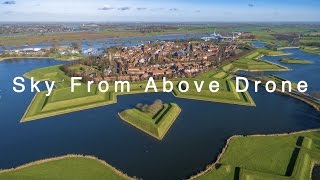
[0,0,319,22]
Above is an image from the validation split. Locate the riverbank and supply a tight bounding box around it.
[0,154,135,180]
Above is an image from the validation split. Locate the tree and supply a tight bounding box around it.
[147,99,163,113]
[50,41,59,53]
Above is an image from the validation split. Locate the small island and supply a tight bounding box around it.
[279,58,312,64]
[118,100,181,140]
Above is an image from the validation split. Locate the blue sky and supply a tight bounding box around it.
[0,0,319,22]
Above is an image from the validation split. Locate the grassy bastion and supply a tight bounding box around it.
[118,102,181,140]
[231,50,289,72]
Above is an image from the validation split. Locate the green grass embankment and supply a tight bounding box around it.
[231,50,289,72]
[192,130,320,180]
[172,79,255,107]
[279,58,313,64]
[300,46,320,55]
[118,103,181,140]
[256,49,290,56]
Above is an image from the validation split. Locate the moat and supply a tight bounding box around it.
[0,47,319,179]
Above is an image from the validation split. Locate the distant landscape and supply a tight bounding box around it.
[1,0,320,180]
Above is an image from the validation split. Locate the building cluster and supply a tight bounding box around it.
[100,41,238,81]
[0,24,81,35]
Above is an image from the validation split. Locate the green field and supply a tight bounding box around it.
[118,103,181,140]
[0,155,132,180]
[193,130,320,180]
[279,58,312,64]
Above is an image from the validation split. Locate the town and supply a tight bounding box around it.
[60,40,247,83]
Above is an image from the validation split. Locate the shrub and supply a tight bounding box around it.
[136,99,163,114]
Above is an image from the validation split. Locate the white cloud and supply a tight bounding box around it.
[0,0,318,22]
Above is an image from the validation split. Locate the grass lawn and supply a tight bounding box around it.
[279,58,313,64]
[192,130,320,180]
[0,155,133,180]
[118,103,181,140]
